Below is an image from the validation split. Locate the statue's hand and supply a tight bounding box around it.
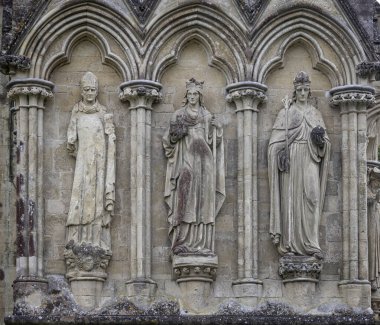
[311,125,326,148]
[169,116,188,142]
[278,147,289,172]
[67,142,77,157]
[211,115,222,130]
[272,234,280,246]
[102,213,111,227]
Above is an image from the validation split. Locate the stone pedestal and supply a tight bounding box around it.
[64,242,111,309]
[70,278,104,310]
[279,255,322,307]
[173,255,218,312]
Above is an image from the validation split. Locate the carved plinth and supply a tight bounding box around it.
[173,254,218,312]
[279,255,322,283]
[64,241,111,309]
[173,255,218,283]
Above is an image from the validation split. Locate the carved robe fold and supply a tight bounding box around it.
[66,101,115,249]
[268,103,330,257]
[163,106,225,254]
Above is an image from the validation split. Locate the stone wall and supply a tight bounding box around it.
[0,0,380,323]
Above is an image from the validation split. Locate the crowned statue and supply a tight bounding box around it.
[268,71,330,260]
[163,78,225,256]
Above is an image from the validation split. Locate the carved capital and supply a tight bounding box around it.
[172,254,218,283]
[279,255,322,283]
[356,61,380,78]
[64,242,112,281]
[7,79,55,104]
[0,54,31,75]
[329,85,375,109]
[119,80,162,109]
[226,81,267,112]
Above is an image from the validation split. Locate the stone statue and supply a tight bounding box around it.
[163,78,225,255]
[66,72,115,252]
[368,164,380,291]
[268,71,330,259]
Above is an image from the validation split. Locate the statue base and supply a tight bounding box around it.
[64,241,112,309]
[279,255,322,306]
[339,280,371,309]
[172,254,218,312]
[70,277,104,309]
[279,255,322,283]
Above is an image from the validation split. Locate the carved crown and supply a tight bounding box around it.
[186,78,204,92]
[293,71,311,87]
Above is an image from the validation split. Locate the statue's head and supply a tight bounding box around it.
[80,72,98,105]
[292,71,311,103]
[183,78,204,106]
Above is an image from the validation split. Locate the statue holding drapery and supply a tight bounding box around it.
[268,71,330,260]
[163,78,225,256]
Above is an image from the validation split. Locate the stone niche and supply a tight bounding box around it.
[1,0,379,324]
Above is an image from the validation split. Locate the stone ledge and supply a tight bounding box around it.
[4,314,375,325]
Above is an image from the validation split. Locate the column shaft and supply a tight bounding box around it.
[119,80,161,298]
[226,81,267,298]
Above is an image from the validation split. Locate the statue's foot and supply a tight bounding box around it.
[313,252,324,260]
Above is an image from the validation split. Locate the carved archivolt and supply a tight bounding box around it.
[251,8,367,84]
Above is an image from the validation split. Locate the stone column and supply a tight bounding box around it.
[7,78,54,302]
[226,82,267,302]
[330,85,375,309]
[119,80,162,303]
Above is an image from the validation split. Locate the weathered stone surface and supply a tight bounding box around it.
[1,0,380,321]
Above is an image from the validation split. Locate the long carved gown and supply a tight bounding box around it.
[163,106,225,254]
[67,101,114,249]
[268,103,330,257]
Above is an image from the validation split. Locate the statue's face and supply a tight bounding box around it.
[187,89,200,106]
[81,84,98,104]
[295,85,310,103]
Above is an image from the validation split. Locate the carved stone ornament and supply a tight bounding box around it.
[126,0,160,25]
[233,0,268,25]
[119,85,162,104]
[7,86,53,100]
[279,255,322,283]
[225,86,267,112]
[356,61,380,78]
[64,241,112,281]
[0,54,30,75]
[172,255,218,283]
[330,89,375,107]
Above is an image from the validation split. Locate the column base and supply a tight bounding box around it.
[173,254,218,313]
[232,278,263,297]
[339,280,371,309]
[70,277,104,310]
[13,276,49,305]
[126,278,157,307]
